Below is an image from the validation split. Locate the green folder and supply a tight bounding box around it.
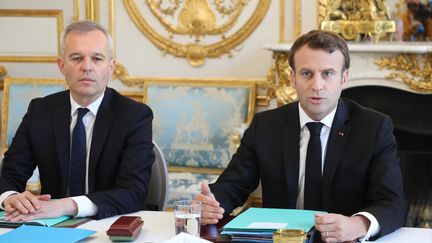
[0,211,70,228]
[222,207,327,232]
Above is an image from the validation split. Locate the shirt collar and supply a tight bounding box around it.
[298,103,337,129]
[70,93,104,117]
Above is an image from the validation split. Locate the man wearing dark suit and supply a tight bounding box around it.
[196,30,405,242]
[0,21,154,221]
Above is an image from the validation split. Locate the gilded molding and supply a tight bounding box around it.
[0,66,7,77]
[113,62,131,84]
[123,0,270,66]
[109,0,116,57]
[0,66,7,90]
[294,0,302,38]
[73,0,80,22]
[86,0,99,22]
[375,54,432,93]
[0,9,63,62]
[261,52,297,106]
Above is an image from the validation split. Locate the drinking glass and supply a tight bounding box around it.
[174,200,201,237]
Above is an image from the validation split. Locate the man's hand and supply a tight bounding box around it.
[3,191,51,216]
[314,213,370,243]
[194,181,224,225]
[4,198,78,222]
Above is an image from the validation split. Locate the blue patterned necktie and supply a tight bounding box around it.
[70,107,89,196]
[304,122,323,210]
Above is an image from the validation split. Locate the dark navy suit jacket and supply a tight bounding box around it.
[210,98,405,239]
[0,88,155,219]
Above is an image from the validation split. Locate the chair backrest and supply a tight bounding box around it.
[146,142,169,211]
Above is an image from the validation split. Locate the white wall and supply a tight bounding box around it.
[0,0,297,83]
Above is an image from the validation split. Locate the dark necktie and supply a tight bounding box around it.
[70,107,89,196]
[304,122,323,210]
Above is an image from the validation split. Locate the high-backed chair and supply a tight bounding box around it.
[146,142,169,211]
[1,77,66,192]
[143,79,256,208]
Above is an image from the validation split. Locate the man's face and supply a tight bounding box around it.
[57,30,115,105]
[291,45,348,121]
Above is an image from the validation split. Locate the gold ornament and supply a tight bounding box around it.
[375,54,432,93]
[124,0,270,66]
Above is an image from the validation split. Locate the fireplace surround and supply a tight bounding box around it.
[342,86,432,228]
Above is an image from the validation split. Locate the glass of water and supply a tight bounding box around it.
[174,200,202,237]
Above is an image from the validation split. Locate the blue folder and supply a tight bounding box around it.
[222,207,327,232]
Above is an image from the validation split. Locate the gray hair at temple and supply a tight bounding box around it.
[60,20,114,59]
[288,30,350,72]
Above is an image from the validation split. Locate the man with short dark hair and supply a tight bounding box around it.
[196,30,405,242]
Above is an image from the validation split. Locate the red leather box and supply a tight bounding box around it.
[106,216,143,238]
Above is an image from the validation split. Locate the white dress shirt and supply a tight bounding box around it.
[296,103,380,241]
[68,93,104,217]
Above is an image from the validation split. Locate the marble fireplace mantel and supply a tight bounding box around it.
[263,42,432,105]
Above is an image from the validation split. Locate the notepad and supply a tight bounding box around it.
[0,211,70,228]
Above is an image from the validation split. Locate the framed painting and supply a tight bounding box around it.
[1,77,67,152]
[143,78,256,172]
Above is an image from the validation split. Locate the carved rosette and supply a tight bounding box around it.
[123,0,270,66]
[375,54,432,93]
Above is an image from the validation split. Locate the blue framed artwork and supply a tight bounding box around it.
[143,79,256,170]
[1,78,66,152]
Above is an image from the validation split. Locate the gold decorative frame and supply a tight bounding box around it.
[0,9,63,62]
[294,0,302,38]
[279,0,302,42]
[0,66,7,90]
[120,74,266,107]
[86,0,99,22]
[123,0,271,66]
[1,77,67,153]
[73,0,80,22]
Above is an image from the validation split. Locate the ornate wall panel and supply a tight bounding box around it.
[0,9,63,62]
[123,0,271,66]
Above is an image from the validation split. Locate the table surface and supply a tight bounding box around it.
[0,211,431,242]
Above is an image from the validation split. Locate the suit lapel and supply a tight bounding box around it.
[88,89,116,192]
[54,92,72,197]
[321,99,351,210]
[282,104,301,208]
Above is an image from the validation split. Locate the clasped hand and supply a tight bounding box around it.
[3,191,77,222]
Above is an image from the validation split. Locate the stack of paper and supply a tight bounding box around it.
[221,208,326,242]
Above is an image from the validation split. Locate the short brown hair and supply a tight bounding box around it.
[288,30,350,71]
